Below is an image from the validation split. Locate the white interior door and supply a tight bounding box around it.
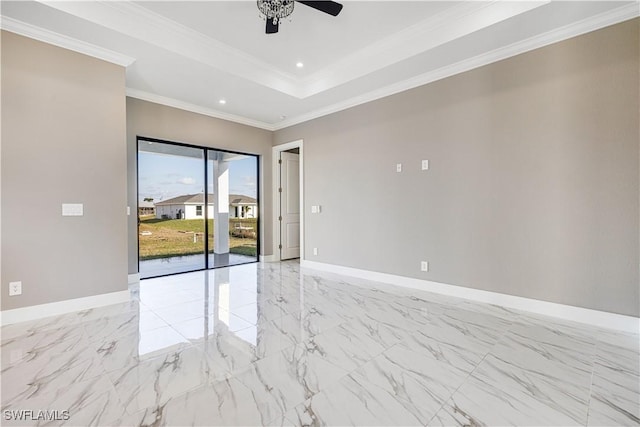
[280,151,300,260]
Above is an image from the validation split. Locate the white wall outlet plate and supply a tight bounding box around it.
[396,163,402,172]
[422,160,429,170]
[421,261,429,272]
[311,205,318,214]
[313,248,318,255]
[9,281,22,296]
[127,206,131,216]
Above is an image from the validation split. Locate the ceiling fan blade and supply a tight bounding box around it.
[297,1,343,16]
[266,18,279,34]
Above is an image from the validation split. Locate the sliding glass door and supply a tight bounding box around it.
[137,138,259,279]
[208,150,258,268]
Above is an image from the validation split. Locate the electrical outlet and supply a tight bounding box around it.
[396,163,402,173]
[313,248,318,255]
[422,160,429,170]
[9,281,22,296]
[420,261,429,272]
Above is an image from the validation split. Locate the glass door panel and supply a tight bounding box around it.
[207,150,258,268]
[138,140,206,278]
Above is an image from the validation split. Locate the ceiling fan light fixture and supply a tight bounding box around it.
[257,0,295,25]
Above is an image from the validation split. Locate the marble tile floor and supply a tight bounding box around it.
[1,261,638,426]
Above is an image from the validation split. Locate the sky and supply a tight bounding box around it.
[138,151,258,203]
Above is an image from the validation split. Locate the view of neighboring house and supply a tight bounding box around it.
[154,193,257,220]
[138,200,156,216]
[229,195,258,219]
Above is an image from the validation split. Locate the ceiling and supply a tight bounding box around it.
[1,1,637,130]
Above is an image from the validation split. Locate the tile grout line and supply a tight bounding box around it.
[425,313,520,426]
[584,333,600,426]
[264,316,378,423]
[424,349,493,426]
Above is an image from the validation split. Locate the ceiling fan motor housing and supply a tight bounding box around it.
[258,0,343,34]
[257,0,295,25]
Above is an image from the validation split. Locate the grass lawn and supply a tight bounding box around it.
[139,217,257,260]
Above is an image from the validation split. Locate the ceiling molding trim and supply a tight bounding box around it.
[298,0,550,98]
[0,15,136,67]
[274,3,640,130]
[29,0,548,99]
[38,0,301,97]
[126,88,276,132]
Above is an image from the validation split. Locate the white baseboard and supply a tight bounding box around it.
[301,260,640,334]
[128,273,141,284]
[0,290,131,326]
[260,255,278,263]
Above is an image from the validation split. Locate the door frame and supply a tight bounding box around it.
[272,139,304,262]
[137,136,261,279]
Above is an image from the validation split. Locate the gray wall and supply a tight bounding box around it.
[274,19,640,317]
[1,31,128,310]
[126,98,273,274]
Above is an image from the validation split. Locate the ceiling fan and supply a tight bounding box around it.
[257,0,343,34]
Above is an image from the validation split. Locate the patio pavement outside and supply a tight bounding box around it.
[140,252,257,279]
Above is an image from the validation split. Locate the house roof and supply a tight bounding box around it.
[155,193,256,206]
[155,194,213,206]
[139,201,155,208]
[229,195,257,205]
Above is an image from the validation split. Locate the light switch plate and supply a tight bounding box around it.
[396,163,402,173]
[422,160,429,170]
[62,203,83,216]
[311,206,318,214]
[421,261,429,272]
[313,248,318,255]
[127,206,131,216]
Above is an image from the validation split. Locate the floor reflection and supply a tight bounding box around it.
[2,261,638,426]
[135,263,262,357]
[139,253,257,279]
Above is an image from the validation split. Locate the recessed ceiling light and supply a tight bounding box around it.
[296,62,304,68]
[219,99,226,105]
[280,115,287,120]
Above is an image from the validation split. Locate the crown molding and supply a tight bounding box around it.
[126,88,276,131]
[39,0,302,97]
[0,15,136,67]
[34,0,548,99]
[299,0,550,98]
[273,2,640,130]
[125,2,638,132]
[14,1,634,133]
